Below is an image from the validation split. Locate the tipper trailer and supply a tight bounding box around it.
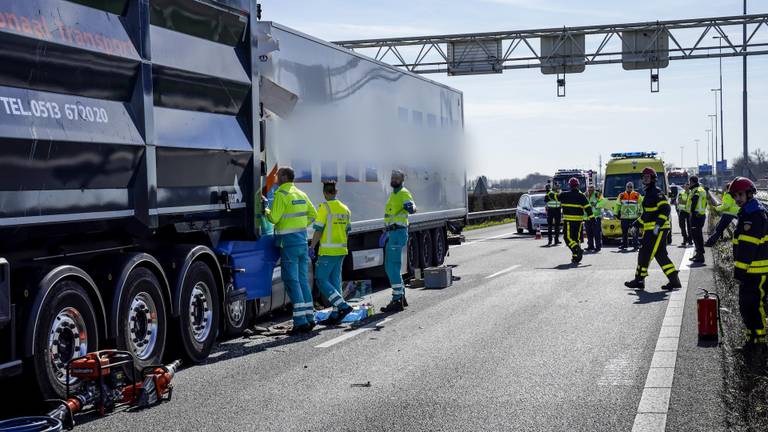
[0,0,466,399]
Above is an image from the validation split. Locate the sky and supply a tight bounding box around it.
[259,0,768,179]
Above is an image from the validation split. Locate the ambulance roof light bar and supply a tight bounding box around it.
[610,152,658,159]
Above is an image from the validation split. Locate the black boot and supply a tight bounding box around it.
[662,272,682,290]
[690,254,705,263]
[380,298,405,313]
[287,323,312,335]
[624,278,645,290]
[325,306,354,325]
[403,296,409,307]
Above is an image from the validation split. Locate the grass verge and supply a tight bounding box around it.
[465,218,515,231]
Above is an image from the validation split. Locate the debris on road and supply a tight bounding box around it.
[351,382,372,388]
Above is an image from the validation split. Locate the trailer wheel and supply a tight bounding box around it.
[224,282,249,337]
[116,268,167,375]
[406,234,419,274]
[432,228,447,266]
[178,261,220,362]
[419,230,434,269]
[33,280,99,399]
[516,218,524,234]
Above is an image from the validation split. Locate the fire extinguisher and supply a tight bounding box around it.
[697,289,721,341]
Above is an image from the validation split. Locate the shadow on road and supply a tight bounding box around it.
[627,289,669,304]
[535,263,593,270]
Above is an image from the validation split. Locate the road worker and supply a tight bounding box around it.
[586,185,605,252]
[705,181,739,247]
[263,167,318,334]
[677,182,692,247]
[557,177,593,264]
[380,170,417,313]
[624,167,681,291]
[688,175,708,263]
[615,182,640,250]
[310,181,354,325]
[729,177,767,363]
[545,183,562,245]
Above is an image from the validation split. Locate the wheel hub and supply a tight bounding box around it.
[189,282,212,342]
[226,284,245,325]
[48,308,88,384]
[127,292,158,360]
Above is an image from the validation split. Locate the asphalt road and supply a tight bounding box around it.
[74,223,711,432]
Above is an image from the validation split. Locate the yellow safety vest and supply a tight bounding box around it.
[677,190,690,213]
[717,192,739,216]
[385,188,415,227]
[314,199,351,256]
[546,191,561,208]
[692,185,707,216]
[266,182,316,236]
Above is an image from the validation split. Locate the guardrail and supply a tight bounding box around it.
[466,208,517,221]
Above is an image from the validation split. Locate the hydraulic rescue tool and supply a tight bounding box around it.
[1,350,181,431]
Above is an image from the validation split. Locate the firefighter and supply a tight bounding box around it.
[614,182,640,250]
[557,177,593,264]
[310,181,354,325]
[729,177,767,361]
[263,167,318,334]
[586,185,605,252]
[688,175,708,263]
[624,167,682,291]
[545,183,562,245]
[380,170,417,313]
[704,181,739,246]
[677,182,692,247]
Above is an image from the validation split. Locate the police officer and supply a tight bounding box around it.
[310,181,354,325]
[380,170,417,313]
[615,182,641,250]
[729,177,767,361]
[586,185,604,252]
[263,167,318,334]
[705,181,739,246]
[677,182,692,247]
[545,183,562,245]
[688,175,708,263]
[558,177,593,264]
[624,168,682,291]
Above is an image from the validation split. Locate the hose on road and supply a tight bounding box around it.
[0,417,63,432]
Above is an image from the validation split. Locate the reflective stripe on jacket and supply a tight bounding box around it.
[558,190,593,222]
[614,191,641,220]
[691,185,707,216]
[733,198,768,277]
[638,185,671,230]
[546,191,561,208]
[265,183,317,244]
[677,190,690,214]
[314,199,351,256]
[385,187,415,227]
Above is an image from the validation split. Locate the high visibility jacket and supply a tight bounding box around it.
[677,190,690,214]
[385,187,415,227]
[689,185,707,216]
[545,190,561,209]
[733,198,768,278]
[313,199,351,256]
[588,192,605,218]
[265,182,316,247]
[558,189,593,222]
[717,192,739,216]
[638,185,671,230]
[614,191,641,220]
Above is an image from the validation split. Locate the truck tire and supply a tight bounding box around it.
[407,234,419,274]
[516,218,524,234]
[33,280,99,399]
[178,261,220,362]
[419,230,434,269]
[527,219,535,234]
[432,228,447,266]
[116,267,167,376]
[224,282,249,337]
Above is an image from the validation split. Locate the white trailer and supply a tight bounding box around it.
[257,22,466,284]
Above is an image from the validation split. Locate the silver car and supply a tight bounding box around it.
[516,193,549,234]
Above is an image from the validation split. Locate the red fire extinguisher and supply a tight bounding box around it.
[697,289,721,341]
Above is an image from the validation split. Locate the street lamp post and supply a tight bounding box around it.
[708,115,717,170]
[713,36,725,168]
[706,128,712,166]
[680,145,684,168]
[694,138,700,168]
[743,0,749,176]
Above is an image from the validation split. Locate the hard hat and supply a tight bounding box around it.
[728,177,756,194]
[642,167,657,178]
[568,177,580,188]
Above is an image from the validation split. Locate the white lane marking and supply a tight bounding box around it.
[314,318,393,349]
[485,264,521,279]
[631,246,696,432]
[454,231,518,248]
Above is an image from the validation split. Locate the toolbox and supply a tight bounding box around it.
[423,266,452,289]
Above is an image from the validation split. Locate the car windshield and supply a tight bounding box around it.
[604,173,666,198]
[553,175,587,192]
[530,195,546,208]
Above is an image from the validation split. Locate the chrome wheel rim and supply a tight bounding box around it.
[226,283,245,327]
[127,292,159,360]
[48,307,88,385]
[189,282,213,342]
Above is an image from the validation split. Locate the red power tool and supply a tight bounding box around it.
[46,350,181,429]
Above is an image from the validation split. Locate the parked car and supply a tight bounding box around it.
[516,194,549,234]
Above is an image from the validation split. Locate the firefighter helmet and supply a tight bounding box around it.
[568,177,580,188]
[729,177,756,194]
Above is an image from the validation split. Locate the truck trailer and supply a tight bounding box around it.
[0,0,466,399]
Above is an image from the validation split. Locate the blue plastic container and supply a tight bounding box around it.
[216,236,280,299]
